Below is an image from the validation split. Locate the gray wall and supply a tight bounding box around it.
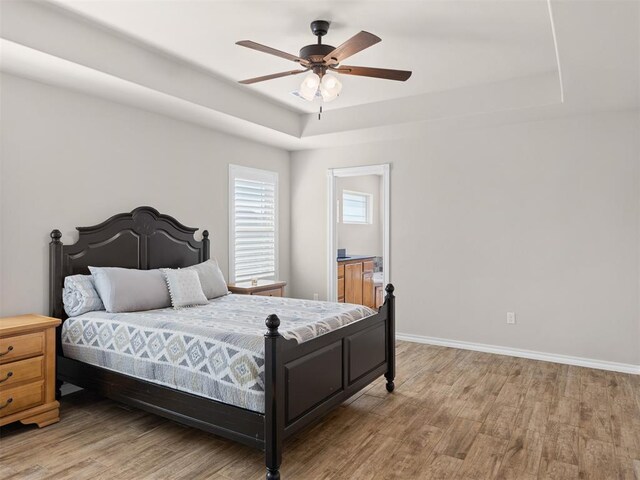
[336,174,383,258]
[1,72,638,367]
[291,111,640,366]
[0,74,291,316]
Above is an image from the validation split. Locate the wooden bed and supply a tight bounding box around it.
[49,206,396,480]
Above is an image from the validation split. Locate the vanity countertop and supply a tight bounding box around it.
[337,255,377,262]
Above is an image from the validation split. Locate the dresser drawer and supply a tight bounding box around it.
[0,332,45,364]
[0,356,44,388]
[0,381,44,418]
[254,288,283,297]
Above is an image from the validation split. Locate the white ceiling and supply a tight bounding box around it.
[1,0,637,150]
[50,0,559,113]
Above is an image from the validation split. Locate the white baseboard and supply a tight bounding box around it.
[396,332,640,375]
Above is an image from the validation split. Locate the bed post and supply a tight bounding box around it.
[264,314,284,480]
[202,230,210,261]
[49,230,64,319]
[384,284,396,393]
[49,229,64,399]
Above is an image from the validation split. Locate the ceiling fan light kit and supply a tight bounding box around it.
[319,73,342,102]
[299,72,321,101]
[236,19,412,115]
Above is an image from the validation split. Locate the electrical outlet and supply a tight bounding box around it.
[506,312,516,324]
[313,293,319,301]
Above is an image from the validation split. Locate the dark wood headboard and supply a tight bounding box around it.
[49,206,210,320]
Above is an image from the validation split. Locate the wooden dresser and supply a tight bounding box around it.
[0,314,61,428]
[338,256,376,308]
[228,280,287,297]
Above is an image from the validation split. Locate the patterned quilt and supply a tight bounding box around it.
[62,294,375,413]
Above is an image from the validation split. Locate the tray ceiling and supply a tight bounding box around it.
[50,0,559,114]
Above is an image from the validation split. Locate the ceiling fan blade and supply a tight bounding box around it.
[239,69,309,85]
[331,65,412,81]
[236,40,309,65]
[323,31,381,65]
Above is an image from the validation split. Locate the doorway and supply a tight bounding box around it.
[327,164,390,303]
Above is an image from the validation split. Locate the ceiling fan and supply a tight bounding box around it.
[236,20,412,103]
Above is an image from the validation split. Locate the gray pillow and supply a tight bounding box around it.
[185,259,229,299]
[89,266,171,313]
[63,274,105,317]
[161,268,208,308]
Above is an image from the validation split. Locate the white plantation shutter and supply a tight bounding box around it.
[229,165,278,283]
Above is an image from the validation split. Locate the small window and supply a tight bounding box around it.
[342,190,372,224]
[229,165,278,283]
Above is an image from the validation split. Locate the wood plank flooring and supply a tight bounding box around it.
[1,341,638,479]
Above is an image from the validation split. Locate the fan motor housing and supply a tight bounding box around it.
[299,44,335,64]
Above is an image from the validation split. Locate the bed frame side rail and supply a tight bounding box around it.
[56,355,265,449]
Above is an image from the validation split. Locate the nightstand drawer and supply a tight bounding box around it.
[0,356,44,388]
[254,288,283,297]
[0,381,44,418]
[228,280,287,297]
[0,332,45,364]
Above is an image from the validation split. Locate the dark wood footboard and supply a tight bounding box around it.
[263,284,396,479]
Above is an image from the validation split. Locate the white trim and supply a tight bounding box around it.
[382,164,390,285]
[331,165,388,178]
[397,332,640,375]
[327,164,390,301]
[228,164,279,283]
[326,170,336,301]
[547,0,565,103]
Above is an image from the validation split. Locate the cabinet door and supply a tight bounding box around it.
[337,264,345,302]
[363,271,375,308]
[345,263,363,305]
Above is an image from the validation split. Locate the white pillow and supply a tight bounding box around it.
[185,259,229,299]
[63,274,104,317]
[161,268,209,309]
[89,267,171,313]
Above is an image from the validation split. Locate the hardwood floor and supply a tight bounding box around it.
[1,341,639,479]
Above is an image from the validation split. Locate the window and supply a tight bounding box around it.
[342,190,372,224]
[229,165,278,283]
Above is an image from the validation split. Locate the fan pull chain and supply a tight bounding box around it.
[318,105,323,120]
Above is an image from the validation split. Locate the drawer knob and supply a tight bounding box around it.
[0,398,13,409]
[0,346,14,357]
[0,371,13,383]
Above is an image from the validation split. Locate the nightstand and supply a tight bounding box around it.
[228,280,287,297]
[0,314,61,428]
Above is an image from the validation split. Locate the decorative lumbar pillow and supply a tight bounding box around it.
[185,259,229,299]
[89,266,171,313]
[161,268,209,308]
[63,274,105,317]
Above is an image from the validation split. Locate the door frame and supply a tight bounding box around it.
[326,164,390,302]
